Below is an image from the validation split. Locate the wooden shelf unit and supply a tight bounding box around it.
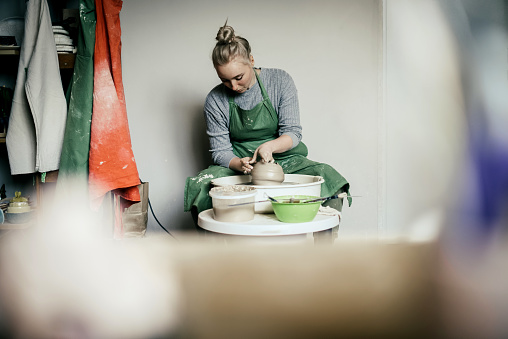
[0,47,20,56]
[1,52,76,211]
[58,53,76,68]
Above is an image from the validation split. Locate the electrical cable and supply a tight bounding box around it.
[148,197,178,240]
[140,178,178,240]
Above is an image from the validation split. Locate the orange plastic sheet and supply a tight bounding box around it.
[89,0,140,218]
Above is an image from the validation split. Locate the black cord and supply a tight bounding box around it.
[140,178,178,240]
[147,197,178,241]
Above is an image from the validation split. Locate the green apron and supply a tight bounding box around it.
[185,70,351,213]
[57,0,96,191]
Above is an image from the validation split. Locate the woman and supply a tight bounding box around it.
[185,22,351,219]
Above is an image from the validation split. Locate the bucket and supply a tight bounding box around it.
[209,185,257,222]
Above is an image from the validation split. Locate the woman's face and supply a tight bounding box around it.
[215,56,255,93]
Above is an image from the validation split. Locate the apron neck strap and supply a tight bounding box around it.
[253,68,270,101]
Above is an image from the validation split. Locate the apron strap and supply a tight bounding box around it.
[253,68,270,101]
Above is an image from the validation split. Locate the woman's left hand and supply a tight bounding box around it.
[252,143,275,163]
[251,136,294,163]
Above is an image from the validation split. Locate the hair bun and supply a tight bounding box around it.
[216,21,235,45]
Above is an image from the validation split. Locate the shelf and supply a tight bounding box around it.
[58,53,75,69]
[1,48,72,210]
[0,220,33,230]
[41,170,59,183]
[0,46,20,56]
[0,53,75,146]
[0,49,75,69]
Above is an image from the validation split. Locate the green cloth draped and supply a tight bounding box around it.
[57,0,96,189]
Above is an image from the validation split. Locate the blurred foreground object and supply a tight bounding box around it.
[0,199,181,339]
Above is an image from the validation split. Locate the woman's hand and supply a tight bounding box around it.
[229,136,294,173]
[240,157,255,174]
[252,136,293,163]
[229,157,255,174]
[252,143,275,163]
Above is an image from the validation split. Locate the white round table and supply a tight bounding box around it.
[197,209,340,244]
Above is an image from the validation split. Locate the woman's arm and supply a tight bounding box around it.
[251,135,293,163]
[204,89,237,168]
[274,69,302,149]
[251,69,302,163]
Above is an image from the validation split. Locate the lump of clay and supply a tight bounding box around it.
[251,162,284,185]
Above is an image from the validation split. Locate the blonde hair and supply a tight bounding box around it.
[212,21,251,67]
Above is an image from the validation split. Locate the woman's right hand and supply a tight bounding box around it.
[229,156,255,174]
[240,157,254,174]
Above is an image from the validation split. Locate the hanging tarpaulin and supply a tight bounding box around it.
[57,0,96,191]
[6,0,67,174]
[89,0,140,215]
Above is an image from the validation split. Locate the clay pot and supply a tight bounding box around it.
[251,162,284,186]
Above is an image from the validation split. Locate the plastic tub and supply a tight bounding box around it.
[209,185,257,222]
[211,174,324,213]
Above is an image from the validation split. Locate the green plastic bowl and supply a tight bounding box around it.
[271,195,321,223]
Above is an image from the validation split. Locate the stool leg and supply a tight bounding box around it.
[313,225,339,245]
[191,207,207,234]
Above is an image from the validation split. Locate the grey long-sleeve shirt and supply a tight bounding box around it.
[204,68,302,168]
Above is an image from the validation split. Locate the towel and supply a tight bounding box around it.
[56,46,77,53]
[52,27,70,35]
[89,0,140,213]
[54,34,73,45]
[53,26,75,54]
[6,0,67,174]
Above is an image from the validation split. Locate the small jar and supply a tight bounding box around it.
[5,191,33,224]
[251,162,284,186]
[7,192,31,213]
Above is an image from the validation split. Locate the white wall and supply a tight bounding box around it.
[121,0,382,236]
